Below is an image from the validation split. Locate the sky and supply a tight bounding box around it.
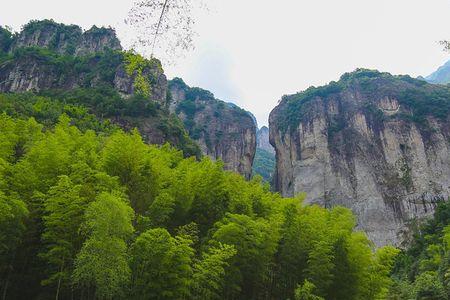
[2,0,450,126]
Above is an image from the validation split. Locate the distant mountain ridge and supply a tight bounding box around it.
[425,59,450,84]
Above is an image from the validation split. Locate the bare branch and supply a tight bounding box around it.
[125,0,207,65]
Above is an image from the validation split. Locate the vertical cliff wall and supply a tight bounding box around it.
[169,78,256,179]
[269,69,450,246]
[257,126,275,154]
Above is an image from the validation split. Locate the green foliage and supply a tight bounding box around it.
[129,228,194,299]
[390,200,450,299]
[0,93,116,132]
[191,243,237,300]
[0,89,201,158]
[0,114,397,299]
[277,68,450,133]
[0,26,14,53]
[73,192,133,299]
[209,213,279,298]
[40,176,87,294]
[101,130,158,213]
[413,271,447,299]
[295,280,324,300]
[0,190,28,278]
[124,51,163,98]
[252,148,275,183]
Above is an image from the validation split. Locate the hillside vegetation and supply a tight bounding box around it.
[252,148,275,183]
[0,111,397,299]
[277,69,450,133]
[389,201,450,299]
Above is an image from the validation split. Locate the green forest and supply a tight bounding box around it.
[0,92,398,299]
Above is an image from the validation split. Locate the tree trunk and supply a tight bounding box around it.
[55,260,64,300]
[2,278,9,300]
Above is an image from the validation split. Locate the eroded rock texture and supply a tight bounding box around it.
[9,20,121,55]
[169,78,257,179]
[269,69,450,246]
[257,126,275,154]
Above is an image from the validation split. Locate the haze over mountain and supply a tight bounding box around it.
[425,59,450,84]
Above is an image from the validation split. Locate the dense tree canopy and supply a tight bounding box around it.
[389,201,450,300]
[0,109,398,299]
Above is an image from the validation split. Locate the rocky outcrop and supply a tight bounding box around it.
[0,21,256,178]
[169,78,257,179]
[0,21,167,105]
[9,20,121,55]
[75,26,122,56]
[269,69,450,247]
[0,21,191,154]
[257,126,275,154]
[0,51,167,104]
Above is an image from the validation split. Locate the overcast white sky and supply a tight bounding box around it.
[2,0,450,126]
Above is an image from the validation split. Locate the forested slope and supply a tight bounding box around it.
[0,111,398,299]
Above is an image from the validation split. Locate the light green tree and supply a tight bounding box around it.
[191,243,236,300]
[295,280,324,300]
[129,228,194,299]
[73,192,133,299]
[40,176,86,300]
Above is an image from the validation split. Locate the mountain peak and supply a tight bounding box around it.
[8,19,122,56]
[425,58,450,84]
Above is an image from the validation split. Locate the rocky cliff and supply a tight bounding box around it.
[257,126,275,154]
[9,20,122,55]
[269,69,450,246]
[252,126,276,183]
[0,21,166,104]
[0,20,256,178]
[169,78,256,179]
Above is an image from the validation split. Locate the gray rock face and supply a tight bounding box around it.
[169,78,257,179]
[257,126,275,154]
[10,20,122,55]
[75,26,122,56]
[269,70,450,247]
[0,21,167,104]
[0,54,167,104]
[1,21,172,103]
[113,65,167,105]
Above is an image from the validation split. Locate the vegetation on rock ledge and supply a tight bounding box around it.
[277,69,450,133]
